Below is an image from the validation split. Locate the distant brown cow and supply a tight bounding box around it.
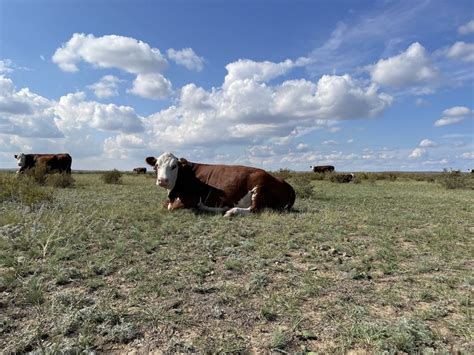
[133,167,147,174]
[337,173,355,183]
[14,153,72,174]
[311,165,335,173]
[146,152,295,217]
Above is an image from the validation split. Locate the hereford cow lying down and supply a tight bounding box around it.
[146,153,295,217]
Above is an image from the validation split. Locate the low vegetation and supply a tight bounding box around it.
[0,171,472,352]
[101,169,123,185]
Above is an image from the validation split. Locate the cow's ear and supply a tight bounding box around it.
[178,158,189,166]
[145,156,157,166]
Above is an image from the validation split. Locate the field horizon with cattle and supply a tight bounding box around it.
[1,168,472,353]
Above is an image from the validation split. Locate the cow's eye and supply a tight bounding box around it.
[171,164,177,170]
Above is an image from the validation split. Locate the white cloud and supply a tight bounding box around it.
[322,140,338,145]
[52,33,168,74]
[54,91,143,133]
[458,20,474,35]
[52,33,172,100]
[0,76,62,138]
[87,75,122,99]
[143,70,392,150]
[434,117,465,127]
[0,60,13,74]
[435,106,473,127]
[103,133,148,159]
[128,73,173,100]
[223,57,309,88]
[445,41,474,62]
[167,48,204,71]
[409,147,426,159]
[443,106,472,116]
[460,152,474,159]
[370,42,439,87]
[419,139,437,147]
[296,143,309,151]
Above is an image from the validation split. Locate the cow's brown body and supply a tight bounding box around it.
[312,165,335,173]
[147,154,295,215]
[15,153,72,174]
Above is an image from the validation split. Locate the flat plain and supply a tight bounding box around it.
[1,171,473,353]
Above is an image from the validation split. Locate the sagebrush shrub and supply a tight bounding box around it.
[438,173,467,190]
[45,173,75,188]
[101,169,123,184]
[0,174,53,205]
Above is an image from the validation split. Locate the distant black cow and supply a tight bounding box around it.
[14,153,72,174]
[311,165,335,173]
[133,167,147,174]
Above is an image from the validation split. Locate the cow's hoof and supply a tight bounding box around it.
[224,209,236,217]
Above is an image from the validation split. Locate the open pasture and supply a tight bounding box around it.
[1,171,473,353]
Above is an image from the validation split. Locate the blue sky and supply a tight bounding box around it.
[0,0,473,171]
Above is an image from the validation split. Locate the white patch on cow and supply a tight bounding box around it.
[152,152,179,191]
[15,153,25,174]
[224,187,258,217]
[224,207,252,217]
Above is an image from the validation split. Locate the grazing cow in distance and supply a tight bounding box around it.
[311,165,335,173]
[133,167,147,174]
[145,152,295,217]
[14,153,72,174]
[337,173,355,183]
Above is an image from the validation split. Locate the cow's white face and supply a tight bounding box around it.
[15,153,25,167]
[146,152,179,190]
[14,153,25,173]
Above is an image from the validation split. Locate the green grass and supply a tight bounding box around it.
[0,171,473,352]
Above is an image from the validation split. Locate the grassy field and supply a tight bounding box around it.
[0,171,473,353]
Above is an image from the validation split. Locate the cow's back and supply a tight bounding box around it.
[36,154,72,173]
[193,163,295,210]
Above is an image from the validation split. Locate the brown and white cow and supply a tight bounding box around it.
[133,167,147,174]
[14,153,72,174]
[145,153,295,217]
[311,165,335,173]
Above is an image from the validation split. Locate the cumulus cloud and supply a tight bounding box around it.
[52,33,168,74]
[223,57,309,88]
[54,92,143,133]
[409,147,426,159]
[87,75,122,99]
[52,33,173,100]
[0,76,62,138]
[419,139,437,147]
[167,48,204,71]
[458,20,474,35]
[445,41,474,62]
[370,42,439,87]
[128,73,173,100]
[434,106,473,127]
[103,133,148,159]
[435,117,466,127]
[143,62,392,149]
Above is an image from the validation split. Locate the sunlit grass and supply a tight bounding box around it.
[0,171,472,352]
